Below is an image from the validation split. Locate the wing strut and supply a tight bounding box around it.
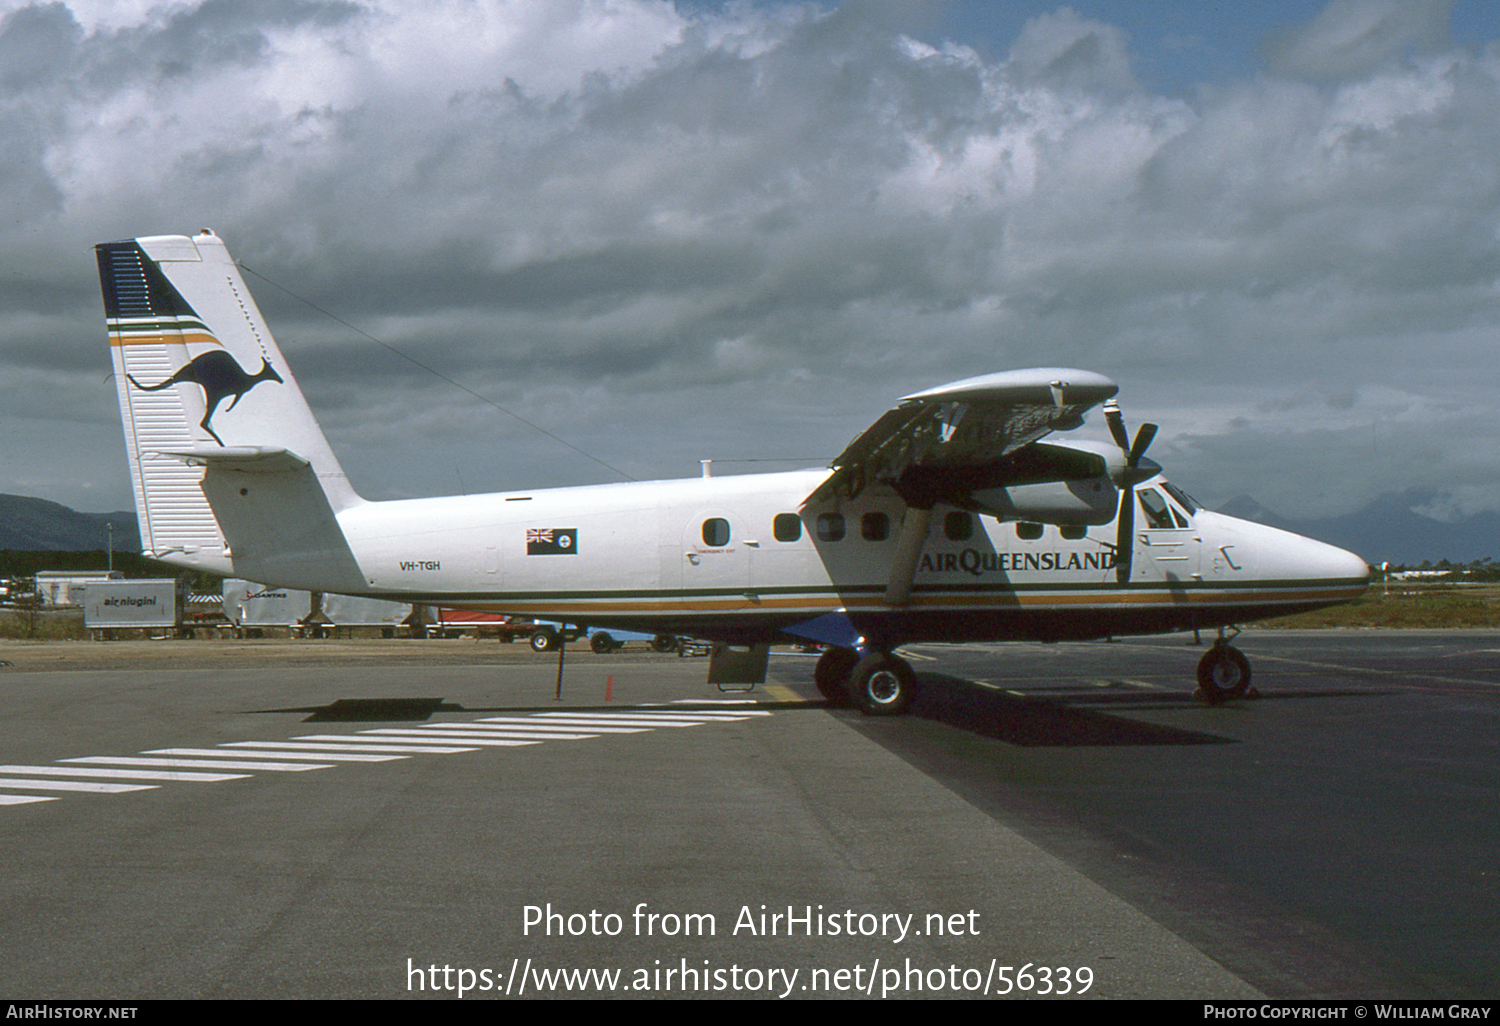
[884,507,933,606]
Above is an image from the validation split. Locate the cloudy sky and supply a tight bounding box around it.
[4,0,1500,525]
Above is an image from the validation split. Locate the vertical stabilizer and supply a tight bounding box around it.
[98,230,361,573]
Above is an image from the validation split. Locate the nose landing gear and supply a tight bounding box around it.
[1196,628,1254,703]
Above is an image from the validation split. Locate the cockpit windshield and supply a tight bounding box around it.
[1139,486,1192,529]
[1160,481,1199,514]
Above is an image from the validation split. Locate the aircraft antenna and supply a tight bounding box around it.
[237,262,637,482]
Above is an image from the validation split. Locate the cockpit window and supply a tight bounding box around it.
[1160,481,1199,515]
[1138,488,1180,530]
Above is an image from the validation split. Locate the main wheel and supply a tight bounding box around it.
[846,652,915,716]
[814,647,859,706]
[1197,644,1251,703]
[529,628,558,653]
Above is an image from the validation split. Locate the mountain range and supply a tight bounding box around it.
[0,494,140,552]
[1217,489,1499,566]
[0,489,1491,567]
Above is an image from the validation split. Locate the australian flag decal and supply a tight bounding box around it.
[527,527,578,555]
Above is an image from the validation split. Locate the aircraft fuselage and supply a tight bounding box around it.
[319,467,1369,648]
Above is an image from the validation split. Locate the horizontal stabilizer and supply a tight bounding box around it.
[153,447,311,473]
[198,458,367,593]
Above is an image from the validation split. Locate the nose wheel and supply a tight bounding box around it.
[1196,642,1252,703]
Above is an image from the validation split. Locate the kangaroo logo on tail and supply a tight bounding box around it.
[128,350,284,446]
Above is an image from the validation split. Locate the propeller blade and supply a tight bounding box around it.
[1127,422,1158,466]
[1115,486,1135,584]
[1102,399,1130,452]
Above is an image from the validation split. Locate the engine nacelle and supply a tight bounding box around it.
[968,477,1120,525]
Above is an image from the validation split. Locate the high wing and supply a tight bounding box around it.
[807,368,1124,605]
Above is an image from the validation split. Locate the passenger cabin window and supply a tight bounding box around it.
[944,511,973,541]
[1016,522,1044,541]
[862,511,890,542]
[816,512,845,542]
[773,513,802,542]
[702,517,731,546]
[1059,524,1086,540]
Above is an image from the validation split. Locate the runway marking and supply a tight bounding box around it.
[669,698,761,704]
[64,756,331,773]
[0,777,155,794]
[474,717,647,733]
[147,747,402,763]
[0,763,246,783]
[291,733,515,747]
[531,714,711,727]
[0,707,773,808]
[1243,651,1500,690]
[896,649,940,662]
[227,741,475,755]
[416,726,597,740]
[352,730,540,746]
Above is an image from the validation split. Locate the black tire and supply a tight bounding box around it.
[814,648,859,706]
[590,632,616,654]
[651,633,677,653]
[1197,644,1251,703]
[847,652,915,716]
[529,628,558,653]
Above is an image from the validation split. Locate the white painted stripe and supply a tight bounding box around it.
[475,718,646,733]
[0,763,245,783]
[148,747,403,763]
[415,727,596,740]
[0,777,155,794]
[668,699,761,705]
[655,707,772,716]
[229,741,473,755]
[64,756,329,773]
[422,722,599,735]
[0,794,57,805]
[614,711,755,720]
[292,736,484,750]
[532,714,704,727]
[355,731,538,747]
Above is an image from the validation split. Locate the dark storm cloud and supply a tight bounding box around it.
[2,0,1500,518]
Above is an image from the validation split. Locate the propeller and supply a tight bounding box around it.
[1101,400,1159,584]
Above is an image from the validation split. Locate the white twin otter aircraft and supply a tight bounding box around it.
[98,230,1369,714]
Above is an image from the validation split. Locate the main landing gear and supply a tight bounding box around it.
[814,647,915,716]
[1196,630,1254,704]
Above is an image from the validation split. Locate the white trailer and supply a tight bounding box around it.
[85,578,188,638]
[222,580,412,637]
[36,571,122,608]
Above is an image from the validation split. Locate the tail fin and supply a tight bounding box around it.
[98,230,362,577]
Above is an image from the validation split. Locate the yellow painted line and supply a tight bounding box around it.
[762,685,800,702]
[895,649,939,662]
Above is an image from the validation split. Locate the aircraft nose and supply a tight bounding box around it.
[1295,535,1371,595]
